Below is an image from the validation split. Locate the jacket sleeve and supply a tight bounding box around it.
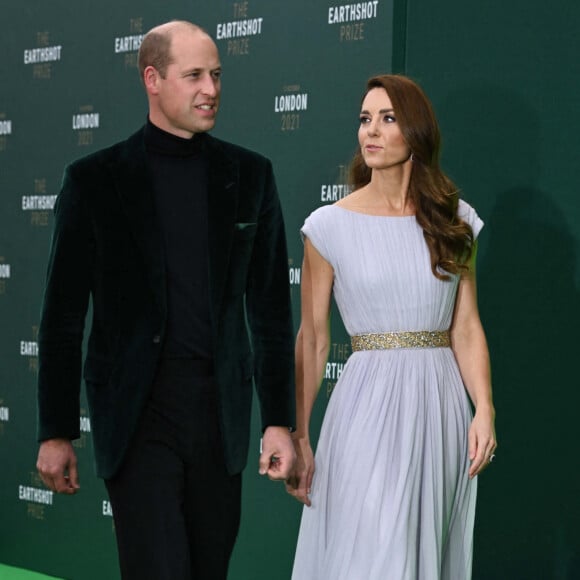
[245,160,296,431]
[37,164,93,442]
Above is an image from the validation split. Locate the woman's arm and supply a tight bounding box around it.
[286,238,334,505]
[450,243,497,478]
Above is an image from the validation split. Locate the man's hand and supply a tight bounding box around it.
[36,438,80,494]
[258,426,296,481]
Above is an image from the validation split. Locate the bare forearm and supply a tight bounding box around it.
[452,322,493,412]
[294,327,330,440]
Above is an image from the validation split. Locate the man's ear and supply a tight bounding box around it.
[143,66,160,95]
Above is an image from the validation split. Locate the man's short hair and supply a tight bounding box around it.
[138,30,173,80]
[138,21,205,80]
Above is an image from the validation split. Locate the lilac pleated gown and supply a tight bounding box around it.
[292,200,482,580]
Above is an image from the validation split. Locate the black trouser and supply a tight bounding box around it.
[105,359,242,580]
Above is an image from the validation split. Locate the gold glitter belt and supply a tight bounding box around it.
[351,330,450,351]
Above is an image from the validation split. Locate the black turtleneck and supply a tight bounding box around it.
[144,119,212,361]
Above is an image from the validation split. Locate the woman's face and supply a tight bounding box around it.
[357,87,411,170]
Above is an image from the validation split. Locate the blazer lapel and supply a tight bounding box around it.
[107,128,166,314]
[205,136,239,318]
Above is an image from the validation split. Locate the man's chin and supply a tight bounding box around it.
[192,119,216,133]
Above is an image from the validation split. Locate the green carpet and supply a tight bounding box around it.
[0,564,63,579]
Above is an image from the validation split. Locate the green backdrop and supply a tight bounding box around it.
[0,1,578,579]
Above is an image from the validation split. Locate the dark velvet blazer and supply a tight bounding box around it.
[37,127,295,479]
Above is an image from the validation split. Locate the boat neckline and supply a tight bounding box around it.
[331,204,416,218]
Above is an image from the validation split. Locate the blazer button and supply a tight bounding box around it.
[152,335,161,344]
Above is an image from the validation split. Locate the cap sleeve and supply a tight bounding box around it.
[458,199,484,239]
[300,206,334,265]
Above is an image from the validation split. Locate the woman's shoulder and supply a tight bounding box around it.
[457,199,484,237]
[457,198,478,220]
[303,204,339,228]
[457,198,476,214]
[301,205,340,264]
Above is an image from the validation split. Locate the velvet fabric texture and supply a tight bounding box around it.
[37,127,295,479]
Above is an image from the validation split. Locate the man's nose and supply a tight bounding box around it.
[201,74,218,97]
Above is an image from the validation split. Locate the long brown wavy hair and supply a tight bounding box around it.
[349,74,474,280]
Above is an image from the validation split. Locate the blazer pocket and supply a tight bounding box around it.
[233,222,257,240]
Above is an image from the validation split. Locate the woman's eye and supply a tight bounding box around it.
[385,115,396,123]
[359,116,370,124]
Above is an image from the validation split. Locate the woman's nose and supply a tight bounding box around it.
[366,120,379,136]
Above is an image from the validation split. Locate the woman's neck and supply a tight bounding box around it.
[365,164,413,215]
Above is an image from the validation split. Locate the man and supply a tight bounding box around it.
[36,20,295,580]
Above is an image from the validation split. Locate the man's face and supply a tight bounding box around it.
[151,29,221,138]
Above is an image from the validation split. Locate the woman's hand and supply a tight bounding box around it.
[285,437,315,506]
[468,406,497,478]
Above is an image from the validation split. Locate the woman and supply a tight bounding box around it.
[286,75,497,580]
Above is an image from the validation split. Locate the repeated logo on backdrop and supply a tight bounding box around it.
[274,85,309,133]
[71,410,92,453]
[22,178,57,228]
[23,31,63,79]
[73,105,101,148]
[288,259,301,287]
[320,164,353,204]
[216,1,264,57]
[18,471,54,521]
[288,257,301,303]
[0,257,10,295]
[328,1,380,42]
[114,17,145,69]
[0,112,12,152]
[0,399,9,437]
[20,326,39,375]
[72,409,92,450]
[102,499,114,517]
[102,500,115,533]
